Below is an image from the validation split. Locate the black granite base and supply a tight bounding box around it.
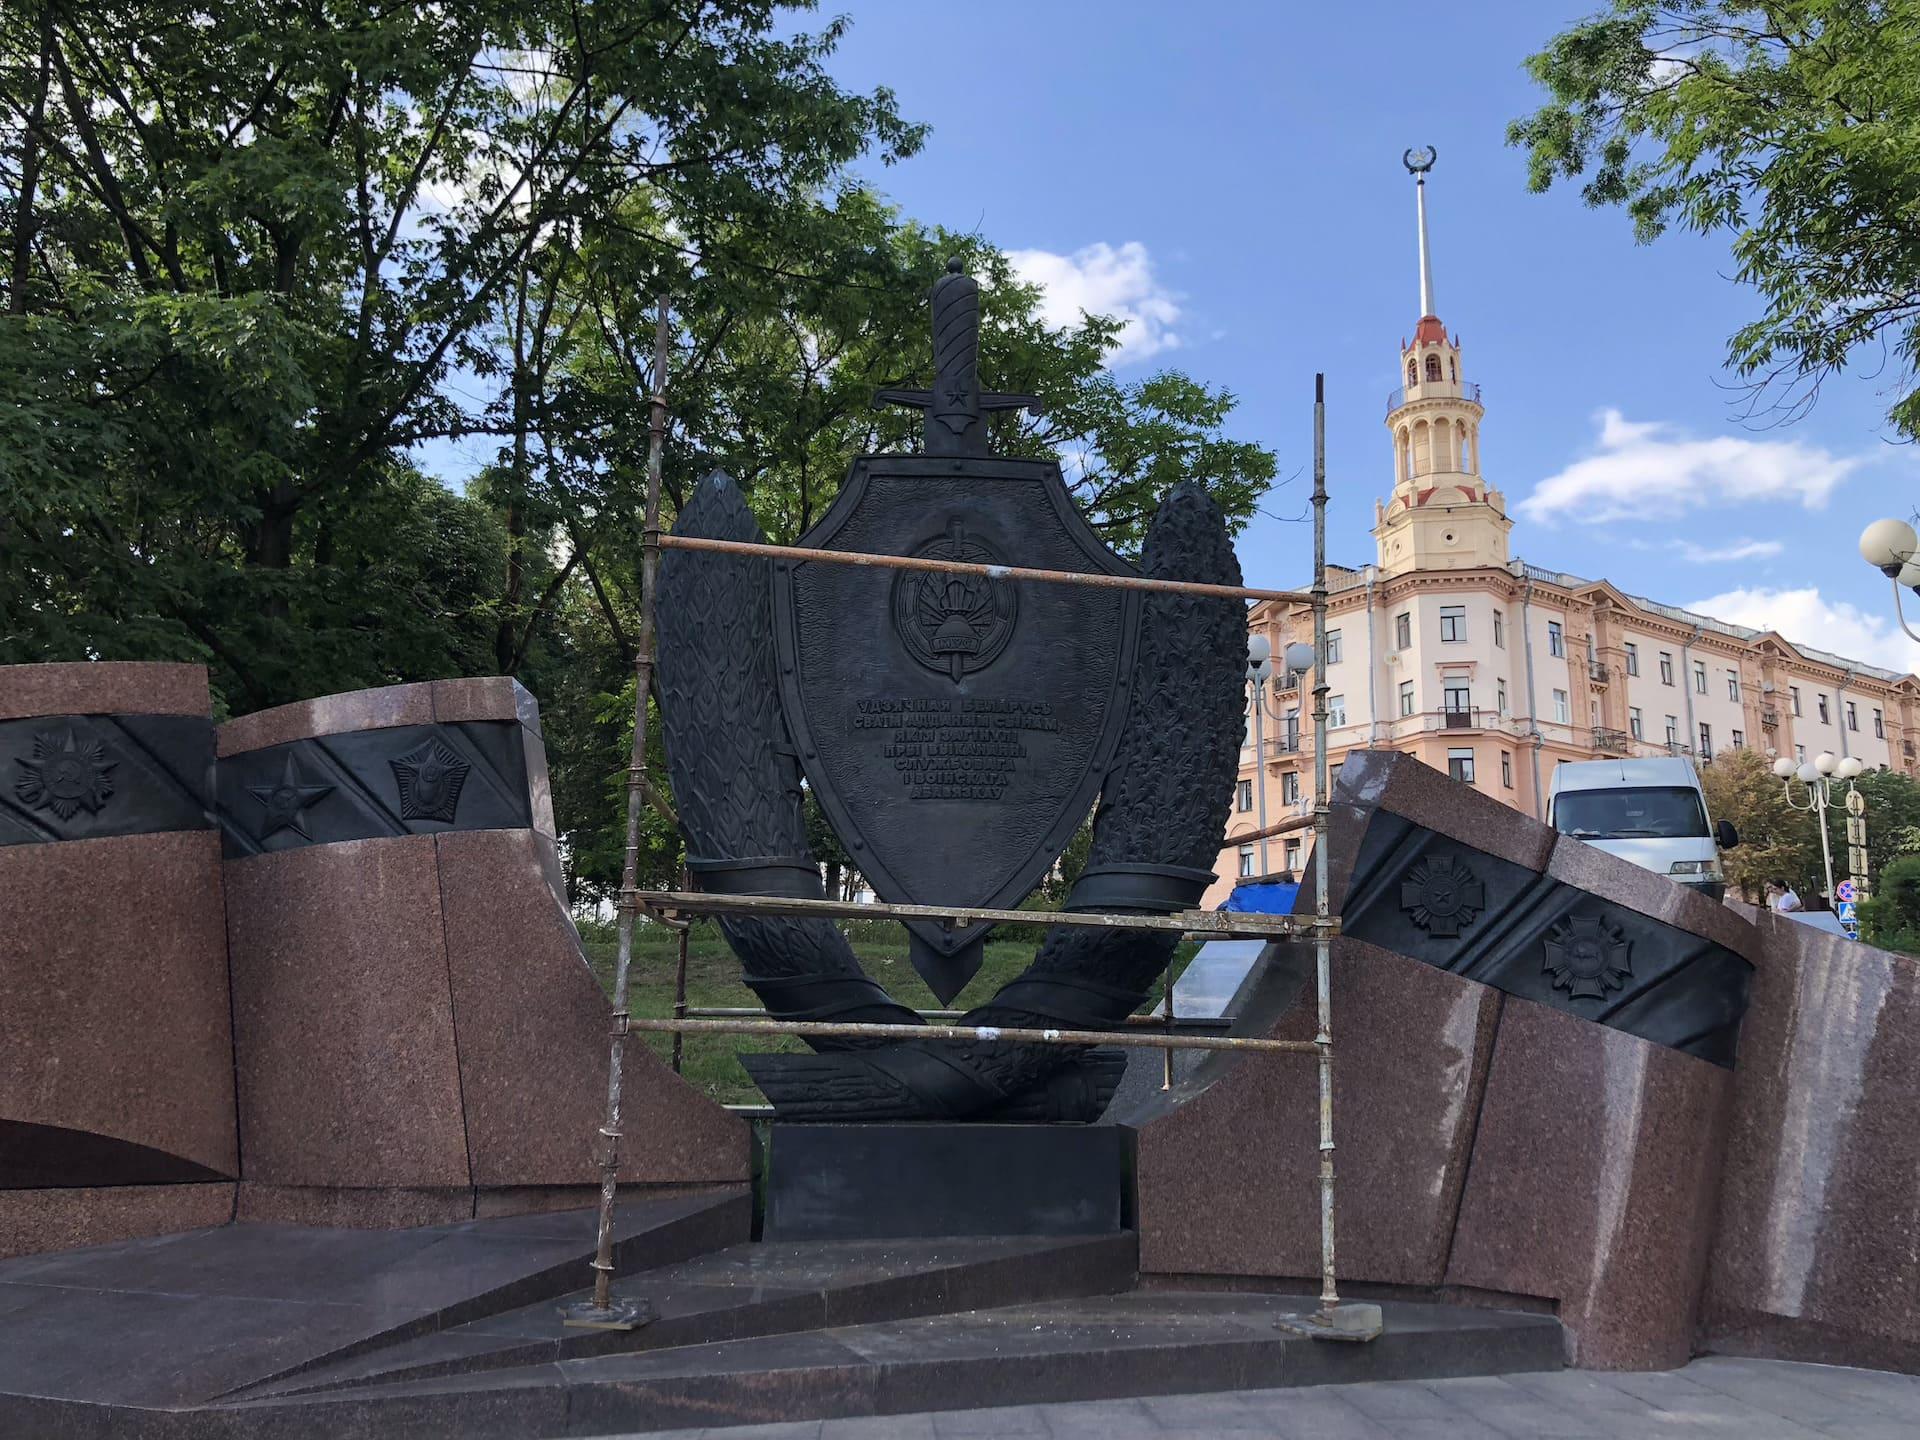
[761,1123,1131,1241]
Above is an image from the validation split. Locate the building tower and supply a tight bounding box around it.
[1373,148,1511,577]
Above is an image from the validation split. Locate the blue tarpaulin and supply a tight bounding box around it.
[1220,880,1299,914]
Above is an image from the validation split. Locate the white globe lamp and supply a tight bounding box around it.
[1860,518,1918,575]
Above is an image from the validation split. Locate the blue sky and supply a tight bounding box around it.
[810,1,1920,672]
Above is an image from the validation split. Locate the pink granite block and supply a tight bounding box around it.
[0,1183,235,1261]
[225,836,472,1189]
[1136,938,1500,1287]
[218,682,437,757]
[435,829,749,1188]
[430,677,541,733]
[1700,913,1920,1374]
[235,1184,475,1229]
[1445,997,1732,1369]
[0,832,236,1182]
[0,661,209,721]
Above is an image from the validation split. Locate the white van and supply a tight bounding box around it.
[1546,757,1739,901]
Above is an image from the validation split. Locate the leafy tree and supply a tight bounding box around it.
[1510,2,1920,436]
[1859,853,1920,954]
[0,0,923,704]
[1700,747,1819,900]
[1824,765,1920,880]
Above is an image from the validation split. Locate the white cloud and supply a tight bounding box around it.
[1686,585,1920,675]
[1674,538,1786,564]
[1005,241,1182,366]
[1518,410,1863,524]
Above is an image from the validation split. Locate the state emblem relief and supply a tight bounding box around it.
[891,517,1017,683]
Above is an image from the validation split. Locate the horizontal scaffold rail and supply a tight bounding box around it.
[683,1004,1230,1030]
[657,533,1310,605]
[626,1014,1319,1056]
[631,888,1336,939]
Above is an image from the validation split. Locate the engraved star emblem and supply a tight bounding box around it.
[248,753,333,840]
[15,726,116,821]
[944,385,970,406]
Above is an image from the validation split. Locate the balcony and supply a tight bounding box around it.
[1385,380,1483,414]
[1666,740,1694,758]
[1760,708,1780,728]
[1588,664,1610,688]
[1591,728,1632,753]
[1442,706,1479,730]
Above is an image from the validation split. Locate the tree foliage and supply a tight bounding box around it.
[1699,747,1819,900]
[1510,1,1920,436]
[1,2,1277,903]
[1860,853,1920,953]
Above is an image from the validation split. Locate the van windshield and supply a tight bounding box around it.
[1552,786,1710,840]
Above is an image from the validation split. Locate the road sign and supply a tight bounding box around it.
[1836,880,1857,903]
[1846,788,1866,816]
[1837,900,1857,923]
[1847,817,1867,846]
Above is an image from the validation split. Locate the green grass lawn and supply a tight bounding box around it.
[582,920,1196,1106]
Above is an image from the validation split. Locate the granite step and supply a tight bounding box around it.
[219,1291,1566,1438]
[241,1231,1139,1400]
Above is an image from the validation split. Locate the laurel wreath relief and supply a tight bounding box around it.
[655,472,1245,1121]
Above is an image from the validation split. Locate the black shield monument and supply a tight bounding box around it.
[774,263,1139,1000]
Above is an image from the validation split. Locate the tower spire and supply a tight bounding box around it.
[1404,146,1437,319]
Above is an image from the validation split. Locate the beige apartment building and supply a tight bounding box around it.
[1208,170,1920,905]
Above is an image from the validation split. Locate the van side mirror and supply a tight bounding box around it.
[1716,819,1740,849]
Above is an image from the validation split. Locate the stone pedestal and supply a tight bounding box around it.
[1701,911,1920,1373]
[219,680,747,1221]
[0,662,236,1257]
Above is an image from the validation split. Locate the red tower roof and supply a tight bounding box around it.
[1412,314,1448,346]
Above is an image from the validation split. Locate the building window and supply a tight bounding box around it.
[1395,611,1412,651]
[1660,652,1675,686]
[1552,689,1570,724]
[1732,729,1745,749]
[1440,605,1466,642]
[1406,359,1417,387]
[1699,722,1713,758]
[1447,747,1476,783]
[1284,839,1302,873]
[1846,700,1859,732]
[1493,610,1505,647]
[1500,750,1513,788]
[1818,693,1830,724]
[1328,694,1347,727]
[1399,680,1415,718]
[1325,629,1343,666]
[1875,708,1885,739]
[1496,679,1508,714]
[1238,845,1256,878]
[1727,670,1740,702]
[1666,715,1680,745]
[1629,707,1643,739]
[1443,684,1471,714]
[1547,621,1564,657]
[1693,661,1707,694]
[1795,743,1806,762]
[1623,642,1639,676]
[1281,771,1300,805]
[1791,686,1802,716]
[1236,779,1253,812]
[1425,354,1443,382]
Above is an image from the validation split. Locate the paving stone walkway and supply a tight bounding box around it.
[607,1357,1920,1438]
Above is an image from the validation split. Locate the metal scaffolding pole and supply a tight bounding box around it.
[564,300,673,1332]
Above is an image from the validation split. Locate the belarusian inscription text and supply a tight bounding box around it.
[854,696,1061,800]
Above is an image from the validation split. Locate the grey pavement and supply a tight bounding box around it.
[597,1357,1920,1439]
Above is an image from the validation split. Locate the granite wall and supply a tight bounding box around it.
[1700,907,1920,1373]
[0,665,747,1254]
[0,663,238,1258]
[1132,750,1754,1370]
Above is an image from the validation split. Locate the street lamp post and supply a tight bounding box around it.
[1858,517,1920,642]
[1772,750,1864,914]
